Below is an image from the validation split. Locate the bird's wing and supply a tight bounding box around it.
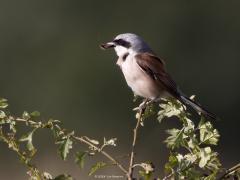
[135,52,180,98]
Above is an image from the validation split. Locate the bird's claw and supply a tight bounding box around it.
[133,99,148,112]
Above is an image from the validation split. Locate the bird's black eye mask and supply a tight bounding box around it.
[113,39,131,48]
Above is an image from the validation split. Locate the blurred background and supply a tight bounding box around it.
[0,0,240,179]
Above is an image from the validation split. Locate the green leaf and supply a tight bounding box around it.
[75,151,87,169]
[30,111,40,117]
[10,120,16,133]
[176,154,191,170]
[0,98,8,108]
[22,111,31,120]
[165,154,178,173]
[199,121,220,145]
[187,136,198,150]
[54,174,73,180]
[165,128,184,149]
[0,110,6,118]
[183,117,195,133]
[184,167,201,179]
[158,98,185,122]
[205,153,221,172]
[88,162,107,176]
[139,170,152,180]
[57,136,73,160]
[198,147,212,168]
[142,103,155,120]
[19,128,37,151]
[184,154,197,164]
[0,119,5,125]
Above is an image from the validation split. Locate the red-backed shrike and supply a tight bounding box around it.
[101,33,216,119]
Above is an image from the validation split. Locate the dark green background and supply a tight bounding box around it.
[0,1,239,179]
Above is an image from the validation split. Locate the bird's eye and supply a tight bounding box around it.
[113,39,131,48]
[122,52,129,61]
[113,39,122,44]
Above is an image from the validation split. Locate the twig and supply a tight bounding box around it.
[128,101,147,180]
[0,127,42,179]
[218,163,240,179]
[162,171,174,180]
[72,136,128,175]
[15,117,129,177]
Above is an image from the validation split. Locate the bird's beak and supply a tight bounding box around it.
[100,42,115,50]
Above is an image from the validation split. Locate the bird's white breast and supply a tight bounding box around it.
[119,54,163,99]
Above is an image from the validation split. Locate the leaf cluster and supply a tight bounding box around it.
[0,98,118,179]
[159,98,221,179]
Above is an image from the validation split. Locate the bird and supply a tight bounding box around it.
[100,33,216,119]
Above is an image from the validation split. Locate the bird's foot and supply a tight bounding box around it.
[133,99,150,112]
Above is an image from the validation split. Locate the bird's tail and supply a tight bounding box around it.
[179,95,217,120]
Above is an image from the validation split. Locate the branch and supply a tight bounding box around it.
[14,117,129,177]
[162,171,174,180]
[72,136,128,175]
[0,126,42,179]
[218,163,240,179]
[128,101,146,180]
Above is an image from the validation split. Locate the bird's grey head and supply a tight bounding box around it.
[100,33,152,57]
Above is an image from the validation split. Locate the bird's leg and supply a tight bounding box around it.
[133,98,149,112]
[146,99,156,106]
[139,99,148,112]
